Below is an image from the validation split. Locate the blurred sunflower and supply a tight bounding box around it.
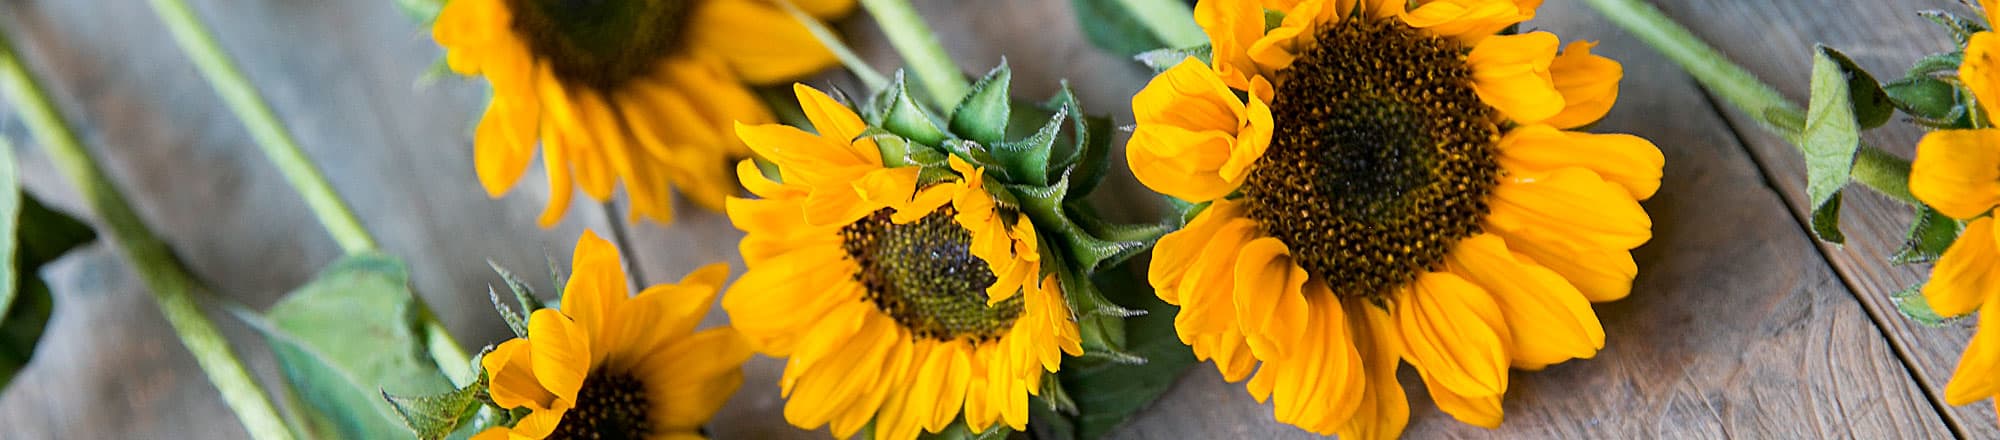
[1130,0,1660,436]
[720,84,1082,439]
[1907,1,2000,419]
[432,0,855,226]
[472,231,750,439]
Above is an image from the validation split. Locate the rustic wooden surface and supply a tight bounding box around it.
[0,0,1990,438]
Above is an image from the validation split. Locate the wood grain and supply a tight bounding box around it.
[1645,0,2000,436]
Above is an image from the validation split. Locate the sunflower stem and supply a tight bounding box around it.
[144,0,378,254]
[1115,0,1207,49]
[860,0,969,107]
[0,30,294,440]
[144,0,475,382]
[777,0,890,91]
[1580,0,1920,207]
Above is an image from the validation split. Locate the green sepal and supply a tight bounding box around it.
[1816,46,1895,129]
[865,129,920,168]
[394,0,446,24]
[1801,45,1876,244]
[992,106,1064,186]
[1890,205,1963,265]
[1038,370,1079,415]
[1004,176,1152,275]
[543,252,567,299]
[486,260,544,313]
[487,287,528,339]
[951,61,1013,145]
[1884,75,1961,123]
[868,72,950,146]
[1134,45,1213,74]
[944,139,1015,182]
[1045,265,1198,440]
[1907,51,1965,78]
[1891,283,1965,328]
[1920,10,1989,46]
[1042,83,1116,198]
[920,418,1012,440]
[382,364,487,440]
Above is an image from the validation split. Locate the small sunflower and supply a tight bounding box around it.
[1131,0,1660,436]
[721,84,1083,439]
[433,0,856,226]
[1907,0,2000,418]
[472,231,750,439]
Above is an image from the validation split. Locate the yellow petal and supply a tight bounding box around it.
[1490,227,1637,303]
[1248,0,1342,76]
[1497,124,1664,199]
[536,110,577,228]
[1150,200,1249,301]
[1194,0,1269,88]
[1173,219,1264,340]
[1544,40,1622,129]
[854,166,921,208]
[1335,301,1410,440]
[1231,237,1312,360]
[1448,234,1603,369]
[482,339,556,410]
[644,328,752,431]
[1963,32,2000,117]
[1401,0,1537,44]
[1259,287,1364,433]
[528,309,591,400]
[431,0,508,49]
[689,0,839,84]
[1945,299,2000,405]
[1926,216,2000,317]
[1467,31,1565,123]
[1486,167,1652,252]
[1911,129,2000,219]
[1395,271,1509,397]
[1418,367,1505,428]
[563,230,631,351]
[473,95,539,198]
[1128,59,1268,202]
[793,83,873,152]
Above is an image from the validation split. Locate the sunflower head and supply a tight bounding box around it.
[1132,0,1658,437]
[720,64,1169,438]
[432,0,857,227]
[465,231,750,439]
[1897,0,2000,419]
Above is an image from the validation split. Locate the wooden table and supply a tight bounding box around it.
[0,0,1990,438]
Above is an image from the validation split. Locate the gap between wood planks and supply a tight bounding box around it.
[1690,83,1969,440]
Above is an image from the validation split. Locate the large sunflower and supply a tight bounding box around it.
[473,231,751,439]
[1907,1,2000,421]
[433,0,856,226]
[721,84,1083,439]
[1130,0,1661,436]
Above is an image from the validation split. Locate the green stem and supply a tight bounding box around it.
[144,0,474,381]
[1116,0,1206,49]
[777,0,890,91]
[1580,0,1920,206]
[144,0,377,254]
[860,0,969,107]
[0,31,294,440]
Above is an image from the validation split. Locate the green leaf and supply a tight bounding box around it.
[1906,52,1965,78]
[1133,45,1212,74]
[1884,75,1960,122]
[0,185,97,389]
[1891,283,1963,328]
[951,62,1013,145]
[1920,10,1989,46]
[1069,0,1169,56]
[383,376,483,440]
[1802,46,1869,244]
[1054,265,1197,439]
[1891,205,1962,265]
[247,253,454,439]
[394,0,446,24]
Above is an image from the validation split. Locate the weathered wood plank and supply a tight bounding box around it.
[1647,0,2000,436]
[0,0,615,437]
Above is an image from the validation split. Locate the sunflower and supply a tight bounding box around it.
[720,84,1083,439]
[433,0,856,226]
[1130,0,1660,436]
[471,231,751,439]
[1907,1,2000,420]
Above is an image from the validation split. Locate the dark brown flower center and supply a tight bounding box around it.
[1240,17,1501,304]
[506,0,692,90]
[547,371,651,439]
[841,207,1023,342]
